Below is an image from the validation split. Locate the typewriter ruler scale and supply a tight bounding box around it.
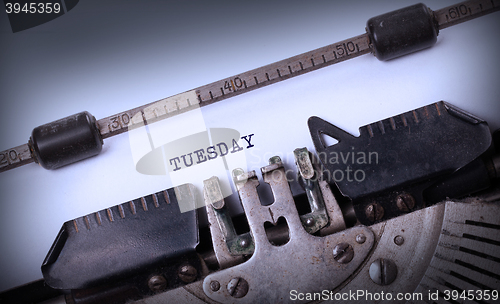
[0,0,499,173]
[0,0,499,302]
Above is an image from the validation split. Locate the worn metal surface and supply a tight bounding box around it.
[202,161,374,304]
[365,203,385,223]
[332,243,355,264]
[148,276,168,293]
[63,181,499,303]
[204,177,246,269]
[178,265,198,284]
[226,277,249,298]
[294,148,315,180]
[136,199,500,304]
[205,176,254,257]
[333,203,446,303]
[294,148,329,234]
[318,180,346,236]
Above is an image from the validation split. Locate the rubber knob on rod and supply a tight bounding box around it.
[366,3,439,61]
[29,111,103,169]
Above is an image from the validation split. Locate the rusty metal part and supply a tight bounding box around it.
[369,258,398,285]
[332,203,446,302]
[203,177,249,269]
[294,148,330,234]
[226,277,249,298]
[178,265,198,283]
[396,193,416,212]
[318,181,347,235]
[294,148,315,180]
[132,197,500,304]
[209,281,220,292]
[133,200,449,304]
[148,275,168,292]
[332,243,354,264]
[394,235,405,246]
[202,161,374,303]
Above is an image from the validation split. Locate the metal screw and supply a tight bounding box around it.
[269,156,282,164]
[178,265,197,283]
[396,193,415,212]
[148,275,168,292]
[369,258,398,285]
[356,234,366,244]
[365,203,384,222]
[210,280,221,292]
[304,217,315,227]
[332,243,354,264]
[227,277,249,298]
[394,235,404,246]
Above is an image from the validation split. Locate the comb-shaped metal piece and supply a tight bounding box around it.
[308,101,491,225]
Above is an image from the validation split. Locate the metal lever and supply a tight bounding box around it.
[204,176,254,269]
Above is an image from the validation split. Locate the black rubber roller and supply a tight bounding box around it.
[367,3,438,61]
[29,111,103,169]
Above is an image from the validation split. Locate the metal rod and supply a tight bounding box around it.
[1,0,499,173]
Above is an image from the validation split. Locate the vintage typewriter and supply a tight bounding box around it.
[0,1,499,303]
